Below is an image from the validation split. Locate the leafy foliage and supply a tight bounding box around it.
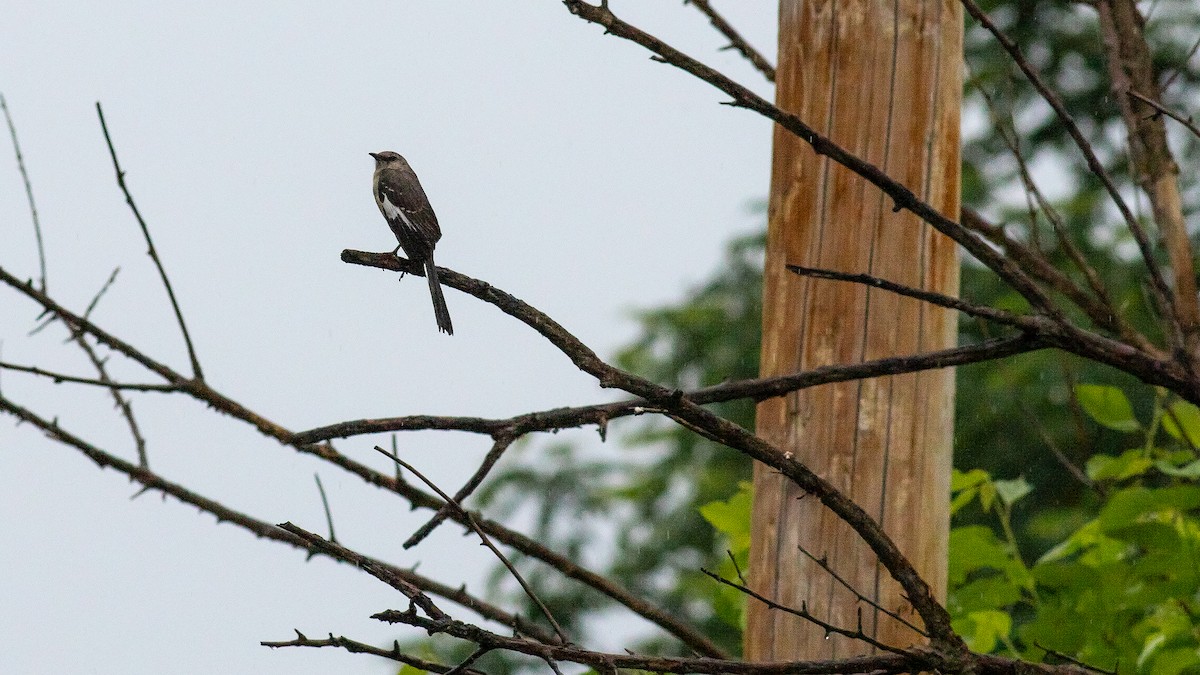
[949,384,1200,674]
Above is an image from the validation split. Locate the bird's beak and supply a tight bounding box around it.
[369,152,381,160]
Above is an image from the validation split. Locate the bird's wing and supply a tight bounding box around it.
[376,167,442,249]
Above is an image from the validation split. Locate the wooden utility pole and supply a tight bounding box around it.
[746,0,963,660]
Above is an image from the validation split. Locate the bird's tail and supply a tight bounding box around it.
[425,257,454,335]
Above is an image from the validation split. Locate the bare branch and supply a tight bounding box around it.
[262,630,479,674]
[967,76,1131,342]
[2,260,725,656]
[959,209,1158,354]
[1125,90,1200,149]
[278,522,450,620]
[795,545,928,638]
[69,269,150,467]
[377,447,571,645]
[372,606,925,675]
[0,361,178,392]
[313,473,337,544]
[1,94,47,293]
[95,102,205,380]
[346,240,963,643]
[700,568,909,655]
[684,0,775,82]
[785,264,1034,330]
[404,433,517,549]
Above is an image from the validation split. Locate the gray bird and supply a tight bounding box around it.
[370,151,453,335]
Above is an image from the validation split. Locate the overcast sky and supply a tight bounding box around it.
[1,2,775,672]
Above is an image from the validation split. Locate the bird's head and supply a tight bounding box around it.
[370,151,408,169]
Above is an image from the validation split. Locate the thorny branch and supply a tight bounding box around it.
[263,630,483,675]
[700,569,908,655]
[96,102,205,381]
[376,447,571,645]
[1,93,46,293]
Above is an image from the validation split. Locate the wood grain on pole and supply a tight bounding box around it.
[747,0,962,660]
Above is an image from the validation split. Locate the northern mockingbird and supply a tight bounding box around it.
[370,151,453,335]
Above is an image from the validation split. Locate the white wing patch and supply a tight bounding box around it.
[381,193,417,233]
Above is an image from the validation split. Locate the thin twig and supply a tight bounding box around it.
[278,522,450,620]
[684,0,775,82]
[785,264,1033,330]
[1033,641,1118,675]
[314,473,337,544]
[262,630,479,675]
[444,647,492,675]
[374,446,572,645]
[95,102,205,381]
[795,544,928,637]
[0,93,47,293]
[1017,400,1095,491]
[1127,89,1200,140]
[959,209,1159,355]
[67,269,150,467]
[404,433,517,549]
[1160,31,1200,90]
[700,568,909,655]
[0,361,179,391]
[372,606,925,675]
[82,267,121,321]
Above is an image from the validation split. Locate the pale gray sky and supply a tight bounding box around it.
[1,2,775,672]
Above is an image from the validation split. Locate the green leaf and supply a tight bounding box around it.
[1075,384,1142,432]
[1154,458,1200,478]
[1138,633,1168,672]
[960,609,1012,654]
[979,481,997,512]
[949,574,1022,613]
[949,526,1013,584]
[1097,486,1200,533]
[1162,400,1200,444]
[950,486,978,516]
[1037,519,1107,564]
[1086,450,1154,481]
[1148,648,1200,675]
[993,477,1032,506]
[698,481,752,555]
[952,468,991,492]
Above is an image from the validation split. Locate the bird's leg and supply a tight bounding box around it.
[391,244,408,280]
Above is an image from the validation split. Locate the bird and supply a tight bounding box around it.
[370,151,453,335]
